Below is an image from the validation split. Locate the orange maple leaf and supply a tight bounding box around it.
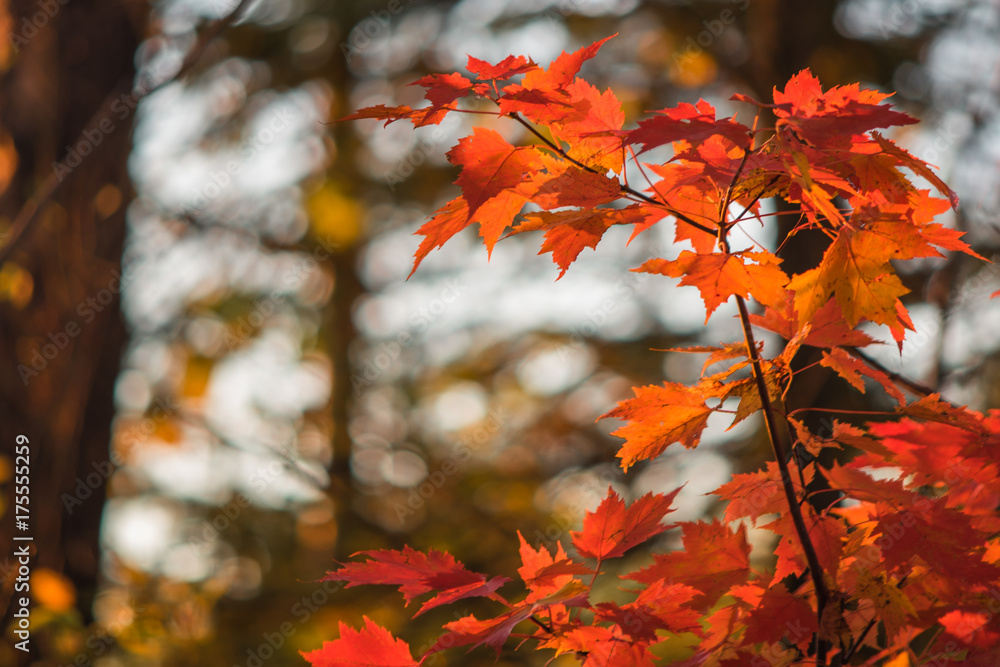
[600,382,716,470]
[635,250,789,321]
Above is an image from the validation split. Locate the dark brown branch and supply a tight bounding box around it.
[0,0,255,265]
[841,616,876,663]
[846,347,938,398]
[529,615,554,634]
[734,296,830,622]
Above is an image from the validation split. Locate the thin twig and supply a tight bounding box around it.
[724,232,829,665]
[846,347,938,398]
[529,615,554,634]
[717,144,752,241]
[177,412,327,492]
[0,0,256,265]
[507,112,718,237]
[735,295,830,641]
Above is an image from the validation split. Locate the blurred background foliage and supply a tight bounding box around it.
[0,0,998,665]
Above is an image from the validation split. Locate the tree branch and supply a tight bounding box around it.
[0,0,255,265]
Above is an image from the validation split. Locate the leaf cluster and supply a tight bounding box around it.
[306,37,1000,666]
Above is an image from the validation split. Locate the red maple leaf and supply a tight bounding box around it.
[570,486,681,560]
[447,128,543,220]
[626,520,751,609]
[319,546,509,617]
[328,37,1000,667]
[734,69,918,145]
[466,54,537,81]
[511,205,657,278]
[624,99,751,153]
[635,250,789,321]
[300,617,417,667]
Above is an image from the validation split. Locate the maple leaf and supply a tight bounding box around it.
[335,104,420,127]
[873,503,1000,583]
[749,293,877,348]
[788,223,911,331]
[853,214,983,262]
[624,99,751,153]
[713,460,813,524]
[765,507,845,582]
[820,347,905,403]
[739,583,818,647]
[626,520,751,609]
[446,128,546,244]
[594,580,703,641]
[824,463,917,506]
[640,160,730,238]
[897,394,989,434]
[511,205,657,278]
[319,546,509,617]
[872,132,959,209]
[661,342,750,376]
[733,69,918,145]
[409,197,470,277]
[778,138,855,226]
[527,162,623,209]
[498,35,616,125]
[466,54,538,81]
[410,72,474,111]
[857,418,1000,512]
[556,78,627,172]
[427,580,589,656]
[850,567,917,642]
[600,382,716,470]
[788,417,843,457]
[337,101,455,128]
[541,625,657,666]
[570,486,681,560]
[517,532,592,602]
[300,617,418,667]
[635,250,789,321]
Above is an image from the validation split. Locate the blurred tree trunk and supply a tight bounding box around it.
[0,0,144,655]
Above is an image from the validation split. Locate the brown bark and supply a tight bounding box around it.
[0,0,144,659]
